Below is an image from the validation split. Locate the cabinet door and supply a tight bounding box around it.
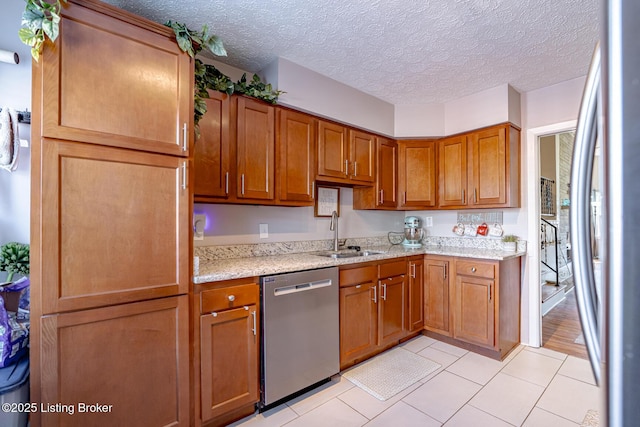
[277,109,316,204]
[200,305,259,422]
[408,259,424,332]
[339,283,378,367]
[376,138,397,207]
[398,141,437,209]
[194,91,231,199]
[236,97,275,200]
[37,140,189,314]
[454,274,495,348]
[40,2,192,156]
[36,296,189,427]
[438,135,467,208]
[378,275,406,346]
[424,258,451,335]
[349,130,376,183]
[468,126,507,206]
[317,120,348,179]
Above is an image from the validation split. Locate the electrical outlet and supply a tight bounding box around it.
[193,214,206,240]
[259,223,269,239]
[424,216,433,227]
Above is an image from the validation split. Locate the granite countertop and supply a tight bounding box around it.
[194,244,526,284]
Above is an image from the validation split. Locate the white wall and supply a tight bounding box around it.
[194,188,404,246]
[394,103,444,138]
[260,58,395,136]
[0,0,31,248]
[444,84,521,135]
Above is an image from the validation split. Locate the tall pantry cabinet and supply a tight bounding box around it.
[30,1,192,426]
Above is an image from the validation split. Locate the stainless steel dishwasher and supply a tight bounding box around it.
[260,267,339,408]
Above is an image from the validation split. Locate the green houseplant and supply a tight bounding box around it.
[19,0,67,61]
[0,242,30,283]
[501,235,518,251]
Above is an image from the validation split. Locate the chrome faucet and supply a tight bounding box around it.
[330,210,339,251]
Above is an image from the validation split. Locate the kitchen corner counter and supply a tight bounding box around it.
[193,244,526,284]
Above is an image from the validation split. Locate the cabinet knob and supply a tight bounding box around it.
[228,295,235,302]
[471,267,477,273]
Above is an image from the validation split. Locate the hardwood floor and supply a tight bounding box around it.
[542,288,588,359]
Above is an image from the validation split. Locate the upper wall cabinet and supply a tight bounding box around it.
[38,1,193,156]
[276,109,317,205]
[398,140,437,210]
[194,91,231,200]
[438,123,520,209]
[353,137,397,210]
[317,120,375,186]
[236,97,276,201]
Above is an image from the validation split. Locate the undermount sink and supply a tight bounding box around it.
[311,250,385,259]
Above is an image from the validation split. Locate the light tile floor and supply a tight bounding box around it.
[230,336,602,427]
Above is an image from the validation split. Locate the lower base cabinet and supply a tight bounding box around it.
[195,278,260,427]
[339,260,408,369]
[423,256,521,360]
[37,296,190,427]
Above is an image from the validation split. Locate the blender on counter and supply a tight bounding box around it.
[402,216,425,248]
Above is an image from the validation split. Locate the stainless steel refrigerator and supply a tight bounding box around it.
[570,0,640,425]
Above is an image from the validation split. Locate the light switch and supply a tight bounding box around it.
[425,217,433,227]
[259,223,268,239]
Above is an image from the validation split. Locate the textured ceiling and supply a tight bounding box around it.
[104,0,600,105]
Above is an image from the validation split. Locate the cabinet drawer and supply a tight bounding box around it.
[456,260,495,279]
[340,266,377,287]
[378,260,406,279]
[200,284,258,314]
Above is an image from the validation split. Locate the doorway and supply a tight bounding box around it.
[537,130,587,359]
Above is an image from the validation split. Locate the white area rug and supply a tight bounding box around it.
[342,347,441,401]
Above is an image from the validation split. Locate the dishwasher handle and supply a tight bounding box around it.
[273,279,333,296]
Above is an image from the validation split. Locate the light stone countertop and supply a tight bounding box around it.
[194,244,526,284]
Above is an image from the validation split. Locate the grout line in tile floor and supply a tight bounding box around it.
[231,336,600,427]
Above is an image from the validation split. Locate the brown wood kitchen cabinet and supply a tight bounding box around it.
[236,97,276,201]
[423,256,521,360]
[398,140,437,209]
[194,90,231,201]
[407,256,425,332]
[353,137,397,209]
[276,108,317,205]
[339,260,407,369]
[39,0,192,156]
[424,256,452,336]
[195,278,260,427]
[317,120,375,186]
[339,265,378,369]
[438,123,520,209]
[31,1,192,426]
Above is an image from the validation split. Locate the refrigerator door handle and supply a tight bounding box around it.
[570,43,601,385]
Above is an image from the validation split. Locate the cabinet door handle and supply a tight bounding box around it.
[488,284,492,301]
[474,188,477,203]
[410,263,416,278]
[228,295,235,302]
[381,283,387,301]
[241,174,245,195]
[372,285,377,303]
[403,192,406,205]
[345,159,349,176]
[444,263,448,279]
[462,189,466,204]
[251,310,257,336]
[379,190,384,204]
[311,181,315,199]
[353,161,358,177]
[225,172,229,195]
[181,161,187,190]
[471,267,477,273]
[182,123,188,152]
